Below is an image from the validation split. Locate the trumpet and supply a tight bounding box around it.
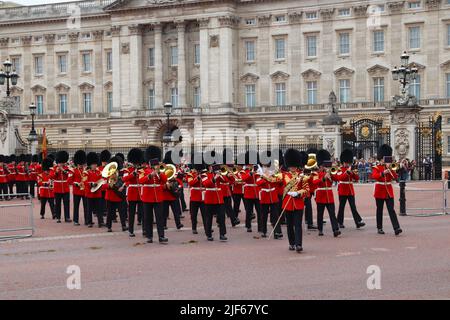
[329,166,339,175]
[387,162,399,171]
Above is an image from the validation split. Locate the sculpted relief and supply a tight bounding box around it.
[394,128,410,159]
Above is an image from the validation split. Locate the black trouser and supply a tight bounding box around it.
[286,210,303,246]
[8,181,15,196]
[0,183,9,200]
[425,168,432,180]
[16,181,28,196]
[40,197,55,218]
[162,200,182,228]
[244,198,261,230]
[73,194,88,224]
[100,191,107,216]
[87,198,103,226]
[304,196,314,226]
[106,200,127,229]
[204,203,226,237]
[337,195,363,226]
[260,203,282,235]
[29,181,36,198]
[190,201,205,231]
[143,202,164,239]
[55,192,70,221]
[232,193,243,218]
[376,198,400,230]
[317,203,339,232]
[223,196,237,224]
[128,201,144,234]
[179,188,188,211]
[278,195,286,224]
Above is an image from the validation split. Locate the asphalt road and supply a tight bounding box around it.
[0,182,449,300]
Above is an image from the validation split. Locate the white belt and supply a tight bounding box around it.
[339,182,354,185]
[316,187,332,191]
[221,183,230,186]
[18,173,27,175]
[128,184,142,188]
[260,188,275,192]
[205,188,220,191]
[0,175,6,177]
[191,187,205,191]
[375,182,392,185]
[142,184,159,187]
[54,180,67,183]
[40,186,52,189]
[245,184,257,187]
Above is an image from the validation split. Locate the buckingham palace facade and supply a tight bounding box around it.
[1,0,450,160]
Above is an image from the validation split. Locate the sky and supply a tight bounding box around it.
[11,0,81,5]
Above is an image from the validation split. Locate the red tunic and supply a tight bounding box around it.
[187,172,204,202]
[336,167,358,196]
[0,166,9,183]
[138,168,166,203]
[256,176,279,204]
[201,172,224,205]
[371,165,397,199]
[281,171,310,211]
[15,163,28,182]
[37,172,54,198]
[122,167,142,202]
[312,171,337,204]
[7,163,16,182]
[49,166,72,194]
[218,175,232,198]
[104,181,124,202]
[241,170,260,199]
[231,172,244,195]
[84,168,103,199]
[71,167,86,196]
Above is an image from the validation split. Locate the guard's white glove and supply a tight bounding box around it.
[287,191,299,197]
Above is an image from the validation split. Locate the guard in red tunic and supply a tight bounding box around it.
[105,156,128,233]
[240,150,261,233]
[371,144,402,236]
[72,150,88,226]
[99,150,111,220]
[281,149,310,253]
[49,151,72,223]
[313,149,341,237]
[336,149,365,229]
[161,151,183,230]
[0,155,10,200]
[303,148,319,230]
[187,154,206,234]
[7,154,17,196]
[138,146,168,244]
[37,158,55,219]
[123,148,144,237]
[84,152,104,228]
[231,163,244,221]
[15,154,29,199]
[256,152,283,239]
[29,154,40,199]
[202,164,227,241]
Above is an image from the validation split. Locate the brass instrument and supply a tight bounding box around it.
[220,165,229,176]
[388,162,399,171]
[162,164,177,181]
[329,166,339,175]
[283,172,302,199]
[99,162,125,198]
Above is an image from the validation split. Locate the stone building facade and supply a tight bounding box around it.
[0,0,450,161]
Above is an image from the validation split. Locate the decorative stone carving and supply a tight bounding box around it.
[440,60,450,70]
[288,12,302,24]
[325,138,335,156]
[198,18,210,29]
[68,32,79,42]
[111,25,121,36]
[188,76,200,87]
[387,1,405,12]
[240,73,259,84]
[270,71,290,82]
[210,35,219,48]
[0,111,8,146]
[353,5,369,17]
[44,33,55,44]
[104,81,113,90]
[391,111,419,125]
[54,83,70,92]
[31,84,46,94]
[425,0,441,10]
[257,15,272,27]
[21,36,32,46]
[0,38,9,47]
[143,79,154,87]
[10,86,23,95]
[392,94,418,108]
[320,8,335,20]
[128,24,142,35]
[78,82,94,91]
[367,64,390,76]
[333,66,355,77]
[121,42,130,54]
[175,20,186,32]
[92,30,104,40]
[301,69,322,80]
[218,16,240,27]
[394,128,410,159]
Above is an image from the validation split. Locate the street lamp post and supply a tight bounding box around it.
[163,102,173,144]
[391,51,418,99]
[28,102,38,154]
[0,59,19,97]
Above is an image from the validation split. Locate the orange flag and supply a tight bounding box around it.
[42,127,47,159]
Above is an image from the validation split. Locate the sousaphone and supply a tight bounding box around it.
[90,162,118,193]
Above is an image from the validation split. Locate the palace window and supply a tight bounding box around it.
[107,92,113,112]
[81,52,92,72]
[409,26,421,50]
[59,94,67,114]
[408,1,421,9]
[148,89,155,109]
[170,46,178,66]
[83,93,92,113]
[106,51,112,71]
[338,8,351,16]
[13,96,21,109]
[339,33,350,55]
[34,55,44,75]
[148,48,155,67]
[373,77,385,102]
[193,87,201,108]
[448,136,450,154]
[275,83,286,106]
[245,18,256,26]
[81,32,91,40]
[58,54,67,73]
[339,79,350,103]
[35,95,44,114]
[276,122,285,129]
[11,56,20,72]
[171,87,178,108]
[275,38,286,60]
[194,44,200,65]
[245,40,255,62]
[446,74,450,98]
[275,15,286,23]
[305,12,318,20]
[408,75,421,99]
[307,81,318,104]
[245,84,256,108]
[447,25,450,46]
[373,30,384,52]
[307,36,317,58]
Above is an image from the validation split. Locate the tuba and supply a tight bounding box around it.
[163,164,181,197]
[101,162,125,199]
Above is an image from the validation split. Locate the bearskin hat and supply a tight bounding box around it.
[109,156,123,170]
[377,144,392,161]
[340,149,354,164]
[100,150,111,163]
[32,154,39,163]
[56,151,69,164]
[5,156,10,164]
[145,145,162,162]
[18,154,25,163]
[284,149,303,168]
[115,153,125,163]
[245,150,258,165]
[25,154,32,163]
[317,149,331,166]
[9,154,16,163]
[73,150,87,166]
[163,151,174,165]
[0,155,4,163]
[42,158,54,171]
[299,151,309,168]
[48,153,56,161]
[127,148,144,165]
[306,147,318,155]
[87,152,99,166]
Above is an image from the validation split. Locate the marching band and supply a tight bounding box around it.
[0,144,403,252]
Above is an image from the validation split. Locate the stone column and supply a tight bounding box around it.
[129,24,143,110]
[68,32,80,113]
[176,21,187,108]
[218,16,237,109]
[387,104,423,161]
[111,26,121,112]
[257,15,271,106]
[21,36,32,111]
[92,30,104,113]
[322,92,344,158]
[154,23,164,109]
[198,18,210,108]
[44,34,56,113]
[353,5,369,102]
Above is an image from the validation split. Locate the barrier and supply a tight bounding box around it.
[0,193,34,241]
[403,181,448,217]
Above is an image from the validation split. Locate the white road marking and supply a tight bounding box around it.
[405,246,418,250]
[336,251,361,257]
[371,248,390,252]
[288,255,317,261]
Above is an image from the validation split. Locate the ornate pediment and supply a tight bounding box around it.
[104,81,113,90]
[189,75,200,86]
[31,84,46,93]
[367,64,390,75]
[408,62,426,70]
[105,0,204,11]
[54,83,70,92]
[240,73,259,84]
[301,69,322,79]
[78,82,95,91]
[333,67,355,77]
[10,86,23,94]
[270,71,290,82]
[440,60,450,70]
[143,79,154,87]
